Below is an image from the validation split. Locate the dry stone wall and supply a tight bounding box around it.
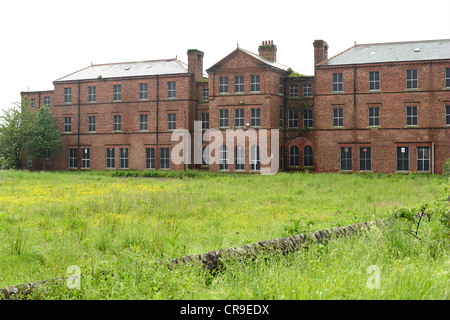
[1,219,386,300]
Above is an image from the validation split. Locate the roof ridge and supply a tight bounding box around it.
[355,38,450,47]
[91,58,177,67]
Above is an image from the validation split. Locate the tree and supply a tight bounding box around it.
[25,106,62,170]
[0,101,34,169]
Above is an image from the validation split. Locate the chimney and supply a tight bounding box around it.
[258,40,277,62]
[313,40,328,68]
[187,49,204,81]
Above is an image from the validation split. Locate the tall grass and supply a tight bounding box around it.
[0,170,448,299]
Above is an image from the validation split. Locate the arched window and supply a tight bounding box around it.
[202,146,209,166]
[219,145,228,170]
[235,145,245,170]
[251,145,260,171]
[290,146,299,167]
[303,146,313,167]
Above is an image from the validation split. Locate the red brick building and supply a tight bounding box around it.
[21,39,450,174]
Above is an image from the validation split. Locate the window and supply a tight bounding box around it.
[235,109,244,128]
[446,68,450,88]
[44,96,50,107]
[369,107,380,127]
[303,109,313,128]
[106,148,115,169]
[279,78,283,94]
[160,148,170,170]
[251,145,260,171]
[202,146,210,166]
[120,148,128,169]
[45,149,51,159]
[340,147,352,171]
[360,147,371,171]
[146,148,155,169]
[303,84,312,97]
[219,109,228,128]
[333,108,343,127]
[168,81,176,99]
[289,85,298,97]
[417,147,430,172]
[202,88,209,101]
[88,116,96,132]
[140,114,148,131]
[113,115,121,131]
[140,83,148,100]
[369,71,380,91]
[397,147,409,171]
[333,73,343,92]
[251,108,260,127]
[64,88,72,103]
[219,77,228,94]
[446,105,450,125]
[82,148,90,169]
[288,110,298,128]
[303,146,313,167]
[168,113,176,131]
[406,69,418,89]
[219,145,228,170]
[406,106,418,126]
[289,146,299,167]
[88,86,96,102]
[201,112,209,130]
[113,84,121,101]
[64,117,72,133]
[235,76,244,93]
[69,149,77,168]
[31,98,35,109]
[235,145,244,170]
[251,75,260,93]
[280,109,283,128]
[27,157,32,168]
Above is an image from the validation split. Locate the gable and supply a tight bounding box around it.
[206,48,288,74]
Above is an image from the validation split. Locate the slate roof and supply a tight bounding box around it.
[318,39,450,67]
[54,59,190,82]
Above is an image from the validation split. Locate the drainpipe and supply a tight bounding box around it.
[432,142,435,174]
[283,77,287,171]
[77,82,81,170]
[156,75,159,169]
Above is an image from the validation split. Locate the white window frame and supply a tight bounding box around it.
[168,82,176,99]
[140,83,148,100]
[120,148,129,169]
[234,76,244,94]
[113,85,122,101]
[235,109,244,128]
[106,148,115,169]
[113,115,121,131]
[140,114,148,131]
[88,86,96,103]
[219,109,228,128]
[219,77,228,94]
[88,116,96,132]
[251,108,260,127]
[303,84,312,97]
[250,75,260,93]
[333,73,343,92]
[168,113,176,131]
[64,88,72,104]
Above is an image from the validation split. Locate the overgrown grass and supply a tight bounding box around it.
[0,170,448,299]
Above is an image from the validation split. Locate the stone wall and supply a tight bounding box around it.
[0,218,386,300]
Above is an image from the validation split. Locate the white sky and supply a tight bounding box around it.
[1,0,449,113]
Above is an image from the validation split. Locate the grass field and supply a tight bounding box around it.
[0,170,449,299]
